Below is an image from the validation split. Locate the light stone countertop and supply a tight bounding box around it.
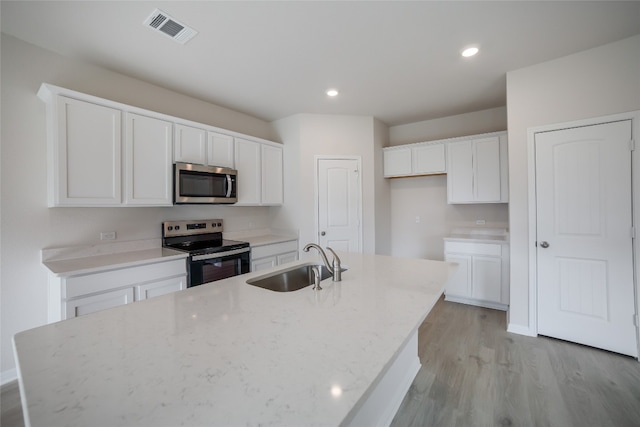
[444,227,509,245]
[43,247,188,277]
[15,252,455,427]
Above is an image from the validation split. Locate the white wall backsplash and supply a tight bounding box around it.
[389,175,508,260]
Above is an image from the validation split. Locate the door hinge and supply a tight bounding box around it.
[630,139,635,151]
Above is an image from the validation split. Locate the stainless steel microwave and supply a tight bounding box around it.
[174,162,237,204]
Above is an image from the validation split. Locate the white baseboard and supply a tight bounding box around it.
[445,295,508,311]
[1,368,17,386]
[507,323,537,337]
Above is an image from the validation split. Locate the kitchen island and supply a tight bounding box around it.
[14,252,455,427]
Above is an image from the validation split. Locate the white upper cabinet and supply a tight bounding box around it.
[49,96,122,207]
[261,143,284,205]
[383,142,446,177]
[124,113,173,206]
[413,143,446,175]
[207,131,234,168]
[174,124,206,164]
[235,138,262,205]
[447,133,508,204]
[38,83,283,208]
[383,147,412,177]
[234,138,284,206]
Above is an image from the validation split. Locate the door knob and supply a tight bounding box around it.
[320,231,326,236]
[540,241,549,248]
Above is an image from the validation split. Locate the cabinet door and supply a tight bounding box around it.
[383,148,412,177]
[124,113,173,205]
[277,251,298,265]
[252,256,277,272]
[261,144,284,205]
[471,255,502,303]
[444,254,472,298]
[207,132,234,168]
[55,96,121,206]
[234,138,261,205]
[174,124,206,164]
[413,143,446,175]
[135,276,186,301]
[474,137,501,202]
[447,141,474,203]
[65,288,134,319]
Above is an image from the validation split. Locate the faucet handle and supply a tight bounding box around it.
[326,247,342,282]
[326,247,341,265]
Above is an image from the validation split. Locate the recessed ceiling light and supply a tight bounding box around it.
[461,47,479,58]
[326,89,339,97]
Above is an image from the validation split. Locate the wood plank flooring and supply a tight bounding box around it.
[390,296,640,427]
[2,296,639,427]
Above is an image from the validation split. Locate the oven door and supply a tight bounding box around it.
[188,247,250,287]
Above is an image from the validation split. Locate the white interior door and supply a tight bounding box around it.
[535,120,637,357]
[317,158,361,253]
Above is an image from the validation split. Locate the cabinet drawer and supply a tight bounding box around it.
[251,240,298,260]
[444,241,502,256]
[64,259,186,298]
[65,287,134,318]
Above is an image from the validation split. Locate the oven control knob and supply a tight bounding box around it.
[217,222,222,227]
[175,226,180,231]
[168,226,173,231]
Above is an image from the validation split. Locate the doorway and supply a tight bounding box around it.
[533,119,638,357]
[315,157,362,253]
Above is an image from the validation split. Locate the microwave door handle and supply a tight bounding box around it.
[226,175,232,198]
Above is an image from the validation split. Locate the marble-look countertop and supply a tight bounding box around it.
[43,245,188,277]
[444,227,509,244]
[15,252,455,427]
[224,229,298,247]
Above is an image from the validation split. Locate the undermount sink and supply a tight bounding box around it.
[246,263,346,292]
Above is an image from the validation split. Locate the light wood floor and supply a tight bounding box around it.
[2,297,639,427]
[391,296,640,427]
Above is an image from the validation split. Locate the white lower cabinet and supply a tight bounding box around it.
[66,288,135,318]
[50,258,187,322]
[444,241,509,310]
[251,240,298,272]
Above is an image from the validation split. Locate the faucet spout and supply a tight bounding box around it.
[303,243,332,272]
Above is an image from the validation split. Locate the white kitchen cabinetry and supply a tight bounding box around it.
[174,124,207,164]
[235,138,284,206]
[44,95,122,207]
[208,131,235,168]
[444,241,508,310]
[125,113,173,206]
[39,83,284,208]
[447,133,508,204]
[49,258,187,322]
[251,240,298,272]
[383,142,446,178]
[261,143,284,205]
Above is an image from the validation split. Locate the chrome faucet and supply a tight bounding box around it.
[303,243,342,282]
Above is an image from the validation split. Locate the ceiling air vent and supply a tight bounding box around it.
[143,9,197,44]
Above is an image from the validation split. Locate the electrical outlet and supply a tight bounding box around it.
[476,220,486,225]
[100,231,116,241]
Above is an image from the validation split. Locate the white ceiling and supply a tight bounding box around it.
[2,1,639,126]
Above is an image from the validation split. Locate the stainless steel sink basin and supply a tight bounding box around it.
[246,263,346,292]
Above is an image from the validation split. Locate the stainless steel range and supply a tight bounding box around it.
[162,219,250,287]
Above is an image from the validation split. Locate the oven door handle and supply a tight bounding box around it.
[225,174,232,198]
[191,247,250,261]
